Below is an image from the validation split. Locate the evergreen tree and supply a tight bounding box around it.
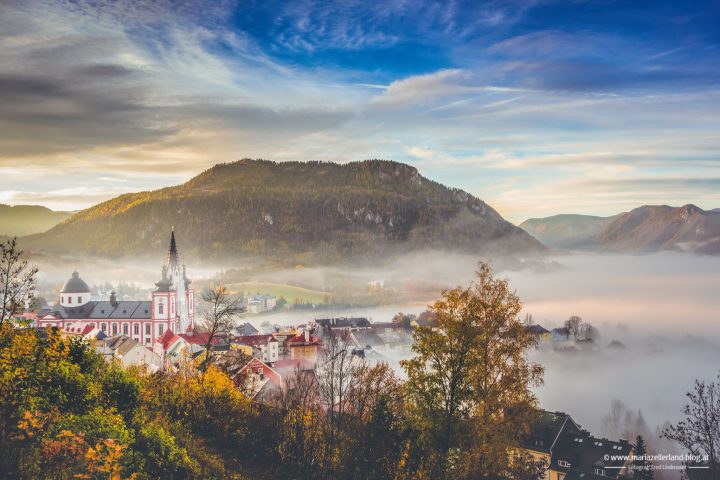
[632,435,654,480]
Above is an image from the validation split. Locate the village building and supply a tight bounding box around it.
[95,334,163,373]
[233,334,280,363]
[526,324,552,344]
[520,410,634,480]
[285,330,321,360]
[245,293,277,314]
[36,230,195,346]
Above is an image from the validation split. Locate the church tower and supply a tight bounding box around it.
[153,229,194,335]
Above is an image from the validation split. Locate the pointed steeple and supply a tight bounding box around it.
[167,228,179,268]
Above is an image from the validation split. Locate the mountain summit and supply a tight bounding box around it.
[23,159,544,263]
[589,204,720,254]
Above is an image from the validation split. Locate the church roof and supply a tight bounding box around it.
[61,271,91,293]
[39,301,152,320]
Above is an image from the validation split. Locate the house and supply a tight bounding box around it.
[552,327,574,348]
[216,351,283,399]
[61,324,103,342]
[520,410,634,480]
[233,334,280,363]
[37,230,195,345]
[95,334,163,372]
[349,330,385,350]
[232,322,259,337]
[153,329,191,360]
[315,317,371,331]
[526,324,551,344]
[576,338,599,352]
[245,293,277,314]
[285,331,321,360]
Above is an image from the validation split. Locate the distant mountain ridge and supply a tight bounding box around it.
[589,204,720,254]
[0,204,72,236]
[519,214,619,248]
[22,159,545,263]
[521,205,720,254]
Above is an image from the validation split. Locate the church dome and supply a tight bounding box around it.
[61,271,91,294]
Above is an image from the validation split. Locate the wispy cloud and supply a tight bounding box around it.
[0,0,719,221]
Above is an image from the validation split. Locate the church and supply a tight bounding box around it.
[36,230,195,346]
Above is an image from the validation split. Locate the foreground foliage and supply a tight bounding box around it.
[1,262,548,479]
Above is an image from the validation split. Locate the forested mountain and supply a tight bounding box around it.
[0,204,72,236]
[519,214,619,248]
[22,159,544,263]
[587,204,720,254]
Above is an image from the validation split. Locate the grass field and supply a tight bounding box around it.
[226,281,329,304]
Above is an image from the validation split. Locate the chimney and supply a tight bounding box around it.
[110,291,118,307]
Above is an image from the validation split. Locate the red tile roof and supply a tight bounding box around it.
[179,332,222,346]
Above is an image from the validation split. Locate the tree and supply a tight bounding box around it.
[579,322,600,341]
[631,435,654,480]
[392,312,413,329]
[564,315,582,340]
[315,330,356,444]
[401,262,544,479]
[199,285,243,361]
[602,399,628,439]
[0,238,38,328]
[663,372,720,479]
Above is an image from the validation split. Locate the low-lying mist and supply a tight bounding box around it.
[32,249,720,471]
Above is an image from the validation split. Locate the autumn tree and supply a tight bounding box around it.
[0,238,38,328]
[199,285,243,361]
[663,372,720,479]
[402,261,544,479]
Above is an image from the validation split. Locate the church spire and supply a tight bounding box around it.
[168,229,179,268]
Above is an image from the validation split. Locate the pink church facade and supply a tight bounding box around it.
[37,231,195,345]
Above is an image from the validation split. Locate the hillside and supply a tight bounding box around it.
[22,159,545,263]
[588,204,720,254]
[519,214,619,248]
[0,204,72,236]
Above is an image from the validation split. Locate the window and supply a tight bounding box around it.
[112,324,118,335]
[68,297,72,304]
[123,324,129,335]
[101,323,107,332]
[558,460,571,468]
[61,296,64,303]
[158,324,164,335]
[77,296,81,303]
[134,324,139,335]
[159,303,164,315]
[145,323,151,335]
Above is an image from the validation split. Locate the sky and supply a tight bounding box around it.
[0,0,719,222]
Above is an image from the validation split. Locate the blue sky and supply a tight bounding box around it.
[0,0,719,222]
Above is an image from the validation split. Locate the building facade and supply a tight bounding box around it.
[37,230,195,345]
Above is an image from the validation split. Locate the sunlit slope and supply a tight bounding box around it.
[23,159,545,262]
